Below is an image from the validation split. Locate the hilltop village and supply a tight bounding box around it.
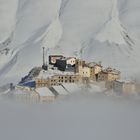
[6,48,140,103]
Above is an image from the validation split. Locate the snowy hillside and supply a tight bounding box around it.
[0,0,140,84]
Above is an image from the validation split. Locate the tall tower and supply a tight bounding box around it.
[75,59,85,74]
[42,47,48,70]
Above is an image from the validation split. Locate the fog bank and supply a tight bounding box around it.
[0,93,140,140]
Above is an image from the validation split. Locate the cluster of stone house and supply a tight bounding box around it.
[48,55,138,96]
[75,59,120,82]
[28,55,122,92]
[12,54,139,103]
[98,67,121,81]
[49,56,104,81]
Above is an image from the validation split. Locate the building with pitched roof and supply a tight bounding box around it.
[98,67,121,81]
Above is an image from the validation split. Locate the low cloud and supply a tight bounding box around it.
[0,92,140,140]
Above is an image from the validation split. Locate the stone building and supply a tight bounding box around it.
[35,79,49,88]
[35,74,80,87]
[98,67,121,81]
[14,86,39,103]
[135,83,140,94]
[86,62,102,80]
[81,66,91,78]
[75,59,91,78]
[75,59,86,73]
[75,59,102,80]
[113,80,136,95]
[48,74,80,86]
[13,86,56,103]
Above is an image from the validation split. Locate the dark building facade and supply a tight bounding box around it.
[55,59,67,71]
[49,55,64,65]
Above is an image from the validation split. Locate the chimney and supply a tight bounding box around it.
[42,47,48,70]
[43,47,45,66]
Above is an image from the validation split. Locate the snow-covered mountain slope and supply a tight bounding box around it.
[0,0,140,84]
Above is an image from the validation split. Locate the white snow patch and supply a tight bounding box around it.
[37,69,75,79]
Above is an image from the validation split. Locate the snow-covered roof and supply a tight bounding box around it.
[36,87,55,97]
[52,85,68,95]
[62,83,82,93]
[57,57,76,61]
[37,69,75,79]
[13,89,30,95]
[115,80,134,84]
[66,57,76,60]
[102,67,120,75]
[49,55,63,57]
[86,62,102,67]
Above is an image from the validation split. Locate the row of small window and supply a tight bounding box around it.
[58,76,76,79]
[83,72,88,74]
[37,80,48,83]
[51,80,56,82]
[58,80,75,83]
[37,84,48,86]
[70,61,75,63]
